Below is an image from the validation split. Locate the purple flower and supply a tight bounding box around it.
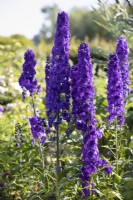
[66,128,72,137]
[82,181,90,199]
[45,12,71,129]
[0,105,4,117]
[91,180,96,195]
[116,37,130,98]
[97,159,108,167]
[96,128,103,139]
[71,43,103,198]
[104,165,113,174]
[3,172,10,178]
[19,49,41,98]
[29,116,46,144]
[107,53,124,125]
[0,105,4,112]
[56,166,62,171]
[0,182,4,188]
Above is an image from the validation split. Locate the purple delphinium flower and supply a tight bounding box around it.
[82,181,90,199]
[71,43,102,198]
[45,12,70,128]
[107,53,124,125]
[104,165,113,174]
[91,180,96,195]
[19,49,41,98]
[45,55,51,120]
[29,116,46,144]
[66,128,72,137]
[116,37,130,98]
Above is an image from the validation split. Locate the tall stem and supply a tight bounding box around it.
[56,125,60,171]
[56,118,60,199]
[115,121,118,174]
[31,95,36,116]
[31,96,45,181]
[39,142,45,172]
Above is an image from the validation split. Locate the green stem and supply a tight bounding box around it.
[31,96,45,182]
[39,142,45,173]
[115,121,118,174]
[31,95,36,116]
[56,123,60,199]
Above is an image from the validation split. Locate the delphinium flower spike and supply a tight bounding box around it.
[19,49,41,99]
[107,53,124,125]
[29,116,46,145]
[116,37,130,98]
[45,11,71,128]
[45,12,71,196]
[71,43,112,198]
[19,49,45,144]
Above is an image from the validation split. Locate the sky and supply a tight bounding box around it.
[0,0,115,39]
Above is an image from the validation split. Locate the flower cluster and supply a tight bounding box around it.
[71,43,112,198]
[45,11,71,128]
[19,49,41,98]
[107,53,124,125]
[116,37,130,98]
[29,116,46,144]
[71,43,103,198]
[71,43,96,131]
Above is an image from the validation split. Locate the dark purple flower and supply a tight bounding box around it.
[50,136,57,141]
[29,116,46,144]
[96,128,103,139]
[3,172,10,178]
[45,12,71,129]
[0,182,4,188]
[116,37,130,98]
[40,118,47,127]
[104,165,113,174]
[56,166,62,171]
[66,128,72,137]
[71,43,104,198]
[82,181,90,199]
[97,159,108,167]
[46,129,51,135]
[107,53,124,125]
[19,49,41,98]
[91,180,96,195]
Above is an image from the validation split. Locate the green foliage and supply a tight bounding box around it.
[11,34,33,47]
